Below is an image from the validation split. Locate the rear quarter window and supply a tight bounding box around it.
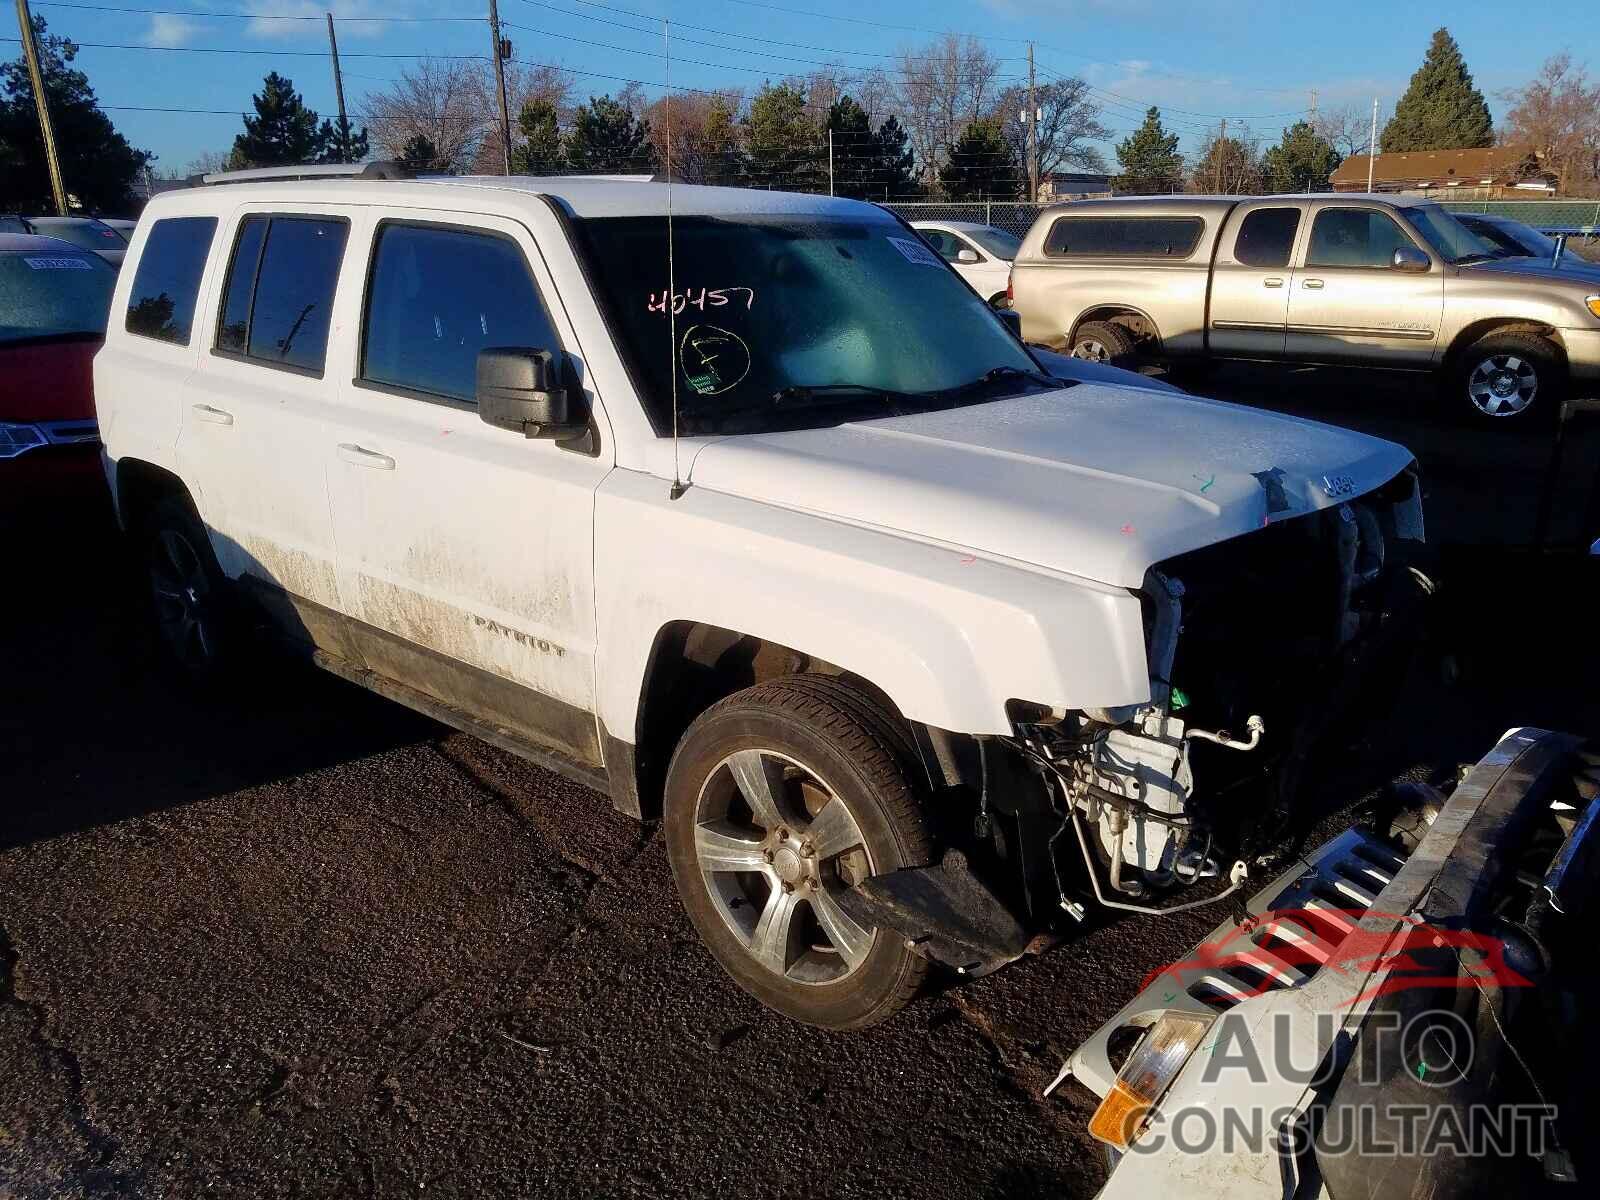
[1044,216,1204,258]
[125,216,218,345]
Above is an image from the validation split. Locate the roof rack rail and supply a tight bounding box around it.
[184,161,412,188]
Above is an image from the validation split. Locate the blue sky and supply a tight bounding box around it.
[14,0,1592,175]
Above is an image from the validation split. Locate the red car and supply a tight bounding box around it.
[0,233,118,509]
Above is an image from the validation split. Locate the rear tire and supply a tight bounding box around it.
[1071,320,1139,367]
[1450,332,1563,425]
[663,675,933,1029]
[140,494,237,685]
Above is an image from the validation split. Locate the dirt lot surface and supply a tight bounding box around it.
[3,364,1598,1199]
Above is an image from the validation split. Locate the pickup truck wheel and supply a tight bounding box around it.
[141,495,235,683]
[664,677,933,1029]
[1070,320,1138,367]
[1453,332,1563,424]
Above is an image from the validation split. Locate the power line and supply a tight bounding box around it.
[33,2,487,20]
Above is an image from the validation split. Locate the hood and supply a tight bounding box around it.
[0,337,100,422]
[1462,256,1600,286]
[687,384,1414,589]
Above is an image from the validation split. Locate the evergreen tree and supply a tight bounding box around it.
[1380,28,1493,152]
[316,115,369,165]
[1188,134,1264,194]
[1113,107,1184,194]
[397,133,441,172]
[873,115,917,199]
[745,82,823,191]
[938,118,1020,200]
[1263,121,1342,192]
[512,98,562,174]
[0,16,151,211]
[563,95,652,174]
[823,94,876,198]
[230,73,323,168]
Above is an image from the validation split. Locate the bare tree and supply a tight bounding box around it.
[1501,53,1600,197]
[1312,104,1375,159]
[363,58,488,172]
[1187,131,1265,194]
[467,62,575,175]
[642,89,744,184]
[181,149,230,177]
[993,77,1109,182]
[896,34,1003,185]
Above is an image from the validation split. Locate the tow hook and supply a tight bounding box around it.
[1186,714,1265,752]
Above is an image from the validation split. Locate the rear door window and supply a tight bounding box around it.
[215,214,348,373]
[360,223,559,404]
[1232,207,1300,268]
[1306,209,1414,269]
[1044,216,1204,258]
[124,216,217,344]
[919,228,966,262]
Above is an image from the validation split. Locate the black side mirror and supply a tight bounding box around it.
[996,307,1023,339]
[476,347,582,439]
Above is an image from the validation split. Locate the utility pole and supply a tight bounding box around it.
[325,13,349,164]
[827,128,834,196]
[14,0,67,214]
[1026,42,1038,203]
[1215,117,1226,193]
[1309,88,1317,116]
[487,0,512,175]
[1368,97,1379,191]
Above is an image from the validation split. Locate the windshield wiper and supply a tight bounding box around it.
[770,383,919,408]
[934,364,1058,400]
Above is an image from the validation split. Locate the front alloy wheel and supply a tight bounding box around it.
[1467,353,1538,417]
[664,675,933,1029]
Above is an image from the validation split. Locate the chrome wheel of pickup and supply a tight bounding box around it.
[1467,354,1538,416]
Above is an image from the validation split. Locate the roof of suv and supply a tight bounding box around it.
[0,232,108,255]
[1053,192,1435,213]
[155,175,879,221]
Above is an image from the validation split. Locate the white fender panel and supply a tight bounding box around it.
[594,467,1151,740]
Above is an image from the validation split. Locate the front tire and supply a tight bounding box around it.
[663,675,932,1029]
[1452,332,1563,424]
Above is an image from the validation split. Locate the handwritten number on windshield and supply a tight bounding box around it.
[648,286,755,316]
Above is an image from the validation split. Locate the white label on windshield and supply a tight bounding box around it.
[888,236,943,267]
[24,256,94,270]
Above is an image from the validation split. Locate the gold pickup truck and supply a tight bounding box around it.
[1010,193,1600,424]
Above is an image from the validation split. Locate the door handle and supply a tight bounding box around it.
[337,443,396,471]
[1262,277,1284,288]
[191,403,234,426]
[1302,278,1325,290]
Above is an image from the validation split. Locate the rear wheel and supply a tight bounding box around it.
[141,495,235,683]
[1071,320,1139,367]
[663,675,932,1029]
[1452,332,1563,425]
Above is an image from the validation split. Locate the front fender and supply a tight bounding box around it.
[594,468,1150,741]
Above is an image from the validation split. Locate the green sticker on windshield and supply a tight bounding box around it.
[680,325,751,395]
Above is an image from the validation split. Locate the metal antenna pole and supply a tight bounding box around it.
[828,128,834,196]
[663,18,685,500]
[15,0,67,214]
[325,13,349,164]
[488,0,512,174]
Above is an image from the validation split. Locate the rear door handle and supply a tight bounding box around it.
[337,443,396,471]
[191,403,234,426]
[1302,278,1325,290]
[1263,277,1284,288]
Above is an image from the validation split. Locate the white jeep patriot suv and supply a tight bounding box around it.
[96,164,1429,1029]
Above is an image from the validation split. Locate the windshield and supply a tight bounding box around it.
[31,219,124,252]
[966,226,1022,261]
[1459,216,1558,259]
[577,213,1045,435]
[1399,204,1496,263]
[0,251,116,345]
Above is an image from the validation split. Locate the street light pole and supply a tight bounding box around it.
[1368,98,1379,191]
[14,0,67,214]
[1026,42,1038,202]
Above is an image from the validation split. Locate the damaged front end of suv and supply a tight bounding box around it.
[847,466,1433,973]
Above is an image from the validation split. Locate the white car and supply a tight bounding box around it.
[96,164,1426,1031]
[910,219,1019,306]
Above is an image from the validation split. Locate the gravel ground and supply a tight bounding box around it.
[3,365,1597,1200]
